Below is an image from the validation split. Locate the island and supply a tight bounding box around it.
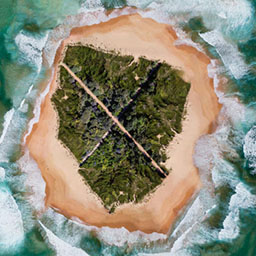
[51,45,190,213]
[26,14,220,233]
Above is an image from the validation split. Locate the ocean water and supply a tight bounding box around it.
[0,0,256,255]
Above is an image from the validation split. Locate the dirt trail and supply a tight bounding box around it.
[61,62,167,177]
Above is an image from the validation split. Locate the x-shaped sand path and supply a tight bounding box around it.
[61,62,167,177]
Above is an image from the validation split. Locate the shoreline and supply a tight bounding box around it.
[26,13,220,234]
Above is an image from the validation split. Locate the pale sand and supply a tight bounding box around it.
[26,14,220,234]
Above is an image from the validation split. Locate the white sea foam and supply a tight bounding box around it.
[174,36,204,52]
[192,91,255,244]
[140,197,218,255]
[23,72,52,145]
[207,60,247,127]
[0,110,28,163]
[168,198,204,255]
[19,84,34,113]
[0,108,15,146]
[39,221,89,256]
[0,186,24,249]
[17,149,46,212]
[194,113,242,190]
[15,31,49,73]
[211,158,239,188]
[244,125,256,174]
[207,60,226,100]
[0,167,5,182]
[41,208,166,249]
[138,4,177,25]
[219,182,256,240]
[200,30,248,79]
[97,226,166,247]
[166,192,220,255]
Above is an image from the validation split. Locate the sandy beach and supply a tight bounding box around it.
[26,13,220,234]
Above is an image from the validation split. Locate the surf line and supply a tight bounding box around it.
[61,62,167,177]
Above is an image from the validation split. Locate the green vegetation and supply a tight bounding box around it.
[52,45,190,211]
[64,45,155,116]
[79,126,163,212]
[51,66,113,160]
[120,63,190,164]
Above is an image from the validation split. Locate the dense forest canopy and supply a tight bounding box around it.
[52,45,190,212]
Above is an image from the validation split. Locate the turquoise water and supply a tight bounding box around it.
[0,0,256,255]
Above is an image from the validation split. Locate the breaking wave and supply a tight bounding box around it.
[200,30,249,79]
[244,125,256,175]
[17,149,46,213]
[39,221,89,256]
[15,31,49,73]
[0,185,24,252]
[40,208,166,249]
[219,182,256,241]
